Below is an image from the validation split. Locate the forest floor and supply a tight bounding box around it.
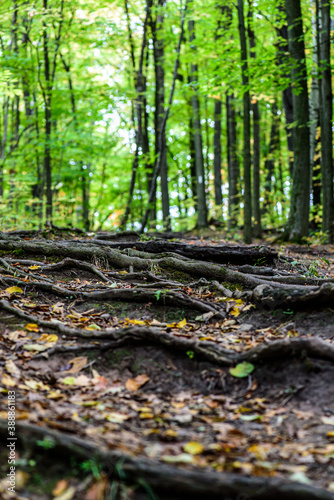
[1,227,334,500]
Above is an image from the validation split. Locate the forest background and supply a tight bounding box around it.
[0,0,332,243]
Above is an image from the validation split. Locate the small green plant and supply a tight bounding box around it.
[186,350,195,359]
[80,458,103,480]
[36,438,56,450]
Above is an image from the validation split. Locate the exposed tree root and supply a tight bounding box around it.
[252,283,334,310]
[0,420,333,500]
[1,299,334,367]
[88,239,279,265]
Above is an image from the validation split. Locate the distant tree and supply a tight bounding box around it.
[285,0,310,241]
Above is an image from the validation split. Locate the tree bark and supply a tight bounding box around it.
[213,99,222,206]
[226,93,239,230]
[188,18,207,229]
[140,1,188,232]
[285,0,310,241]
[319,0,333,241]
[247,0,261,237]
[276,4,294,177]
[151,0,170,230]
[237,0,252,243]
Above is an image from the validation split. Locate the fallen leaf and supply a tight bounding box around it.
[61,356,87,374]
[5,360,21,378]
[321,416,334,426]
[126,374,150,391]
[28,265,40,270]
[53,485,76,500]
[6,286,23,294]
[229,362,254,378]
[25,323,39,332]
[2,373,17,387]
[52,479,68,497]
[162,453,194,464]
[183,441,204,455]
[176,318,187,328]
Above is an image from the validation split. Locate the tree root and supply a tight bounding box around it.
[1,299,334,367]
[0,420,333,500]
[252,282,334,310]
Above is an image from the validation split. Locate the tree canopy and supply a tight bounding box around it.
[0,0,332,241]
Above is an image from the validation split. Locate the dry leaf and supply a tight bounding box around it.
[183,441,204,455]
[5,286,23,294]
[61,357,87,375]
[125,374,150,391]
[25,323,39,332]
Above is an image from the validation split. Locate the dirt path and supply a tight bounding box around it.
[0,229,334,500]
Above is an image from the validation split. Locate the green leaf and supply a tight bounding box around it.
[229,362,254,378]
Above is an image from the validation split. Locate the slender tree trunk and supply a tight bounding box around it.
[152,0,170,229]
[263,102,279,220]
[226,93,239,230]
[309,0,321,225]
[140,0,188,232]
[276,4,294,177]
[188,18,207,229]
[189,114,197,209]
[285,0,310,241]
[319,0,333,241]
[237,0,252,243]
[248,0,261,237]
[213,99,222,206]
[121,4,150,229]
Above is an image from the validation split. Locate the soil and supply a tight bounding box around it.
[0,229,334,500]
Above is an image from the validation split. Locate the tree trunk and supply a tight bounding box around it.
[285,0,310,241]
[248,0,261,237]
[226,93,239,230]
[188,18,207,229]
[263,102,279,221]
[121,4,150,229]
[213,99,222,206]
[276,4,294,177]
[309,0,321,226]
[140,0,188,232]
[237,0,252,243]
[152,0,170,230]
[319,0,333,241]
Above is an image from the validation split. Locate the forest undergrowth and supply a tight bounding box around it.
[0,227,334,500]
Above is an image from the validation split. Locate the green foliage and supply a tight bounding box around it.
[0,0,326,234]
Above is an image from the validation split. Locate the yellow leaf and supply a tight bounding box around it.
[230,306,241,317]
[176,318,187,328]
[6,286,23,294]
[183,441,204,455]
[38,334,58,343]
[327,431,334,438]
[139,412,154,419]
[85,323,101,330]
[28,265,40,270]
[119,270,128,274]
[126,318,146,325]
[126,373,150,391]
[164,429,178,438]
[25,323,39,332]
[2,373,17,387]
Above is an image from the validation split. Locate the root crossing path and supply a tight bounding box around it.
[0,229,334,499]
